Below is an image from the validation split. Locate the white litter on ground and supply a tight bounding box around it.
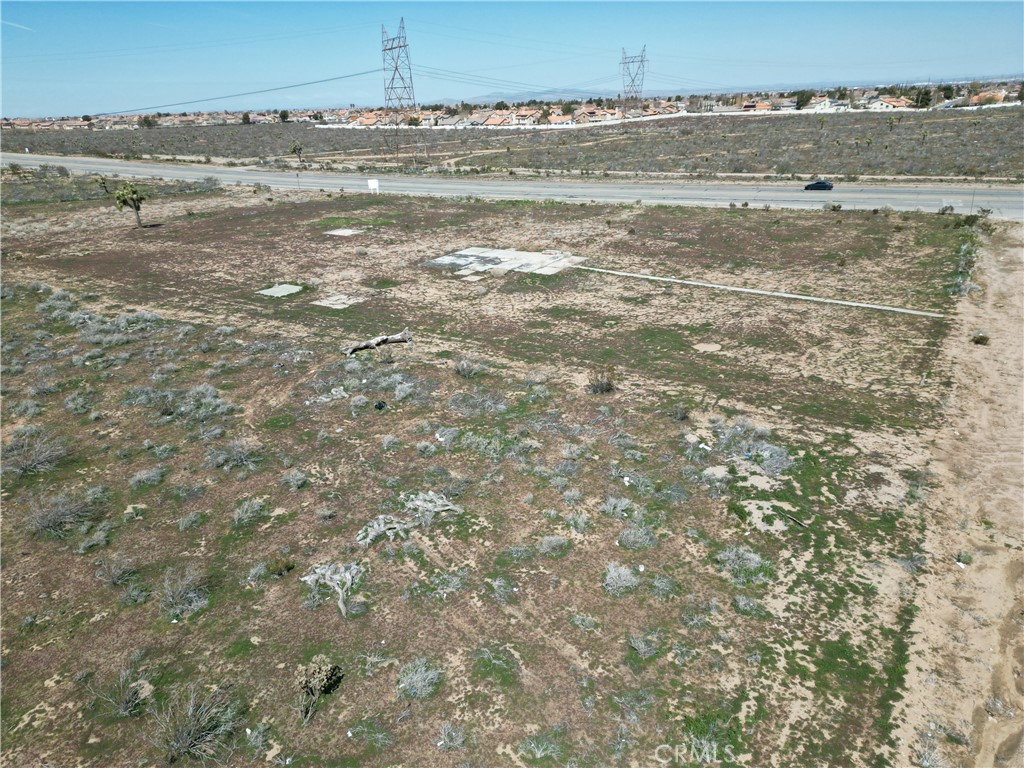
[256,283,304,298]
[324,228,364,237]
[426,247,586,276]
[311,294,367,309]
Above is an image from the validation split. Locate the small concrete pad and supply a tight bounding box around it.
[324,228,364,237]
[461,274,488,283]
[425,247,584,276]
[311,294,367,309]
[257,283,304,298]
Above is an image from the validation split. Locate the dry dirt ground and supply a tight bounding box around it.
[893,224,1024,768]
[1,186,1020,768]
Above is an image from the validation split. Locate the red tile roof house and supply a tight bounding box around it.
[513,109,542,125]
[547,114,575,126]
[483,113,511,126]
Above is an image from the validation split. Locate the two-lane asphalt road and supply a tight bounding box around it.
[4,153,1022,220]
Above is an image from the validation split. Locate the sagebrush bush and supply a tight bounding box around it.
[207,437,261,472]
[603,562,641,596]
[281,468,307,491]
[716,545,774,586]
[2,426,69,479]
[25,491,90,537]
[159,565,208,620]
[90,666,147,718]
[232,497,266,526]
[129,466,167,491]
[437,721,466,752]
[397,658,442,699]
[149,683,241,763]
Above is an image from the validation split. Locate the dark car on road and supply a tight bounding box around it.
[804,180,834,191]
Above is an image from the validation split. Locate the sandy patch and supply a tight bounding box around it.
[893,224,1024,768]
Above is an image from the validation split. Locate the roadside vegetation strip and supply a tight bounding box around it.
[576,265,946,318]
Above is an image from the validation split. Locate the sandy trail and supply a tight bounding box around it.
[894,223,1024,767]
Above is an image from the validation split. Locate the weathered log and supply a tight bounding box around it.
[342,328,412,357]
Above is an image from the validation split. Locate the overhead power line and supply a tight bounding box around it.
[94,68,383,116]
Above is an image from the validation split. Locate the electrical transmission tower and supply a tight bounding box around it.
[621,46,647,110]
[381,18,427,168]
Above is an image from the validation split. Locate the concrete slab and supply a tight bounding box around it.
[425,247,584,276]
[257,284,304,298]
[311,294,367,309]
[324,228,364,237]
[461,275,488,283]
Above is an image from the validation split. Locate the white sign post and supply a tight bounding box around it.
[368,179,380,194]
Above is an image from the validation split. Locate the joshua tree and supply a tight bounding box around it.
[114,181,146,228]
[290,141,303,163]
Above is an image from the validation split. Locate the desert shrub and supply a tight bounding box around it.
[486,576,517,604]
[177,511,202,531]
[618,523,658,550]
[895,552,927,574]
[599,496,632,518]
[207,437,261,472]
[437,721,466,752]
[95,554,137,585]
[586,364,616,394]
[144,440,178,460]
[427,569,468,599]
[232,497,267,526]
[734,595,763,616]
[89,667,148,720]
[537,535,570,557]
[281,468,307,491]
[397,658,442,699]
[347,718,393,750]
[76,522,113,553]
[129,466,167,491]
[603,562,641,596]
[517,724,566,760]
[90,666,147,718]
[472,645,519,686]
[64,390,92,415]
[25,491,91,537]
[562,488,583,506]
[121,582,150,605]
[566,511,590,533]
[158,565,208,620]
[295,654,343,725]
[570,613,599,631]
[149,683,241,763]
[716,545,774,586]
[502,544,535,562]
[448,390,508,417]
[178,383,235,423]
[454,358,488,378]
[2,426,69,478]
[650,574,678,599]
[628,630,662,661]
[10,399,42,418]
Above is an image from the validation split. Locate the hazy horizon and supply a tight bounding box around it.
[2,1,1022,118]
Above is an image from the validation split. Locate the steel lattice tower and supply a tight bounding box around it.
[380,18,426,168]
[621,46,647,107]
[382,19,416,120]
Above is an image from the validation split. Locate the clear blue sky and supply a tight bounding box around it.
[2,1,1021,117]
